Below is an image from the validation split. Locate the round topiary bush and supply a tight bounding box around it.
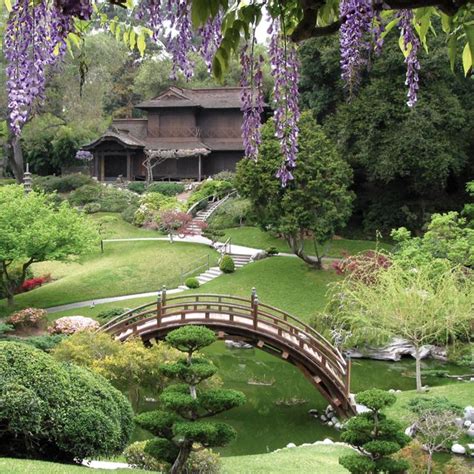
[0,342,133,462]
[185,277,200,289]
[219,255,235,273]
[266,246,279,256]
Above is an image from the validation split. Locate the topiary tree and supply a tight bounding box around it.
[0,342,133,462]
[202,226,225,246]
[135,326,245,474]
[236,112,354,269]
[339,389,410,473]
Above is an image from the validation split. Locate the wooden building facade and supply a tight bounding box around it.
[83,87,247,181]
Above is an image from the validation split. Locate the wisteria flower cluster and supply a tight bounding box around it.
[136,0,222,80]
[339,0,420,106]
[269,20,300,186]
[5,0,89,136]
[240,43,265,160]
[397,10,421,107]
[75,150,94,161]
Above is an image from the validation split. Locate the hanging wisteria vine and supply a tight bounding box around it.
[398,9,421,107]
[3,0,427,184]
[5,0,78,136]
[269,19,300,186]
[239,42,265,160]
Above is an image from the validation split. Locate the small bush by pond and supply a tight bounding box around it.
[220,255,235,273]
[185,277,200,289]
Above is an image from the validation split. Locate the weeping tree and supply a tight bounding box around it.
[324,260,473,391]
[135,326,245,474]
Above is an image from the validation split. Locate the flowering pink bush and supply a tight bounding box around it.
[48,316,100,335]
[7,308,48,329]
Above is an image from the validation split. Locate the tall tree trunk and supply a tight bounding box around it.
[286,233,322,269]
[9,135,24,183]
[414,346,423,392]
[169,440,193,474]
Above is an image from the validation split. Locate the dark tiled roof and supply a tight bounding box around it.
[136,86,244,110]
[144,138,210,151]
[82,129,145,150]
[203,139,244,151]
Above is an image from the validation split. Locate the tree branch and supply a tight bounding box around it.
[290,0,469,42]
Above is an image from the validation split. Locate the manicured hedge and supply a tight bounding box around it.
[0,342,133,462]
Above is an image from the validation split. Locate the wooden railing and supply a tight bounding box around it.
[100,290,351,404]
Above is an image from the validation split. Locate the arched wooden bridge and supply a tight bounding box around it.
[100,289,356,417]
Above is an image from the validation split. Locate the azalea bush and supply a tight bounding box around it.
[7,308,48,329]
[48,316,100,335]
[19,274,51,293]
[134,192,181,226]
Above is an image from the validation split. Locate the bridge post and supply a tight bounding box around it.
[156,293,162,327]
[252,297,259,330]
[161,285,167,307]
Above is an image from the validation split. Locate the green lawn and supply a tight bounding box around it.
[90,212,165,239]
[0,458,148,474]
[0,241,217,316]
[221,444,351,473]
[51,257,340,323]
[386,383,473,426]
[222,226,391,257]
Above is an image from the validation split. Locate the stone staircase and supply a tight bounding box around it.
[177,253,254,290]
[185,200,222,235]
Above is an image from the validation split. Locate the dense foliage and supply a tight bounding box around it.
[135,326,245,474]
[219,255,235,274]
[236,112,353,268]
[0,342,133,462]
[339,389,410,473]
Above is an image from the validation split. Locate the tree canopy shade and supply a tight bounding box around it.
[236,111,354,268]
[1,0,473,184]
[0,185,97,305]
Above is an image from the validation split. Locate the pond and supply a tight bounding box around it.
[204,342,467,456]
[135,341,467,457]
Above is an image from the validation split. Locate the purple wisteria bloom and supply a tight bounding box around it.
[398,10,421,107]
[75,150,94,161]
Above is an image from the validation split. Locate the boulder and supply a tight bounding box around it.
[224,340,253,349]
[331,416,339,424]
[467,426,474,438]
[308,409,319,416]
[451,444,466,455]
[464,420,472,428]
[405,424,416,437]
[464,406,474,423]
[346,337,447,362]
[322,438,334,444]
[455,418,464,428]
[356,403,371,414]
[286,443,296,449]
[48,316,100,335]
[327,421,334,427]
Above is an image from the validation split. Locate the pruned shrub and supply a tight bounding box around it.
[148,182,185,196]
[16,334,66,352]
[68,183,102,205]
[0,342,133,462]
[220,255,235,273]
[121,204,139,224]
[83,202,101,214]
[34,174,95,194]
[48,316,100,335]
[212,170,235,183]
[99,187,139,213]
[185,448,222,474]
[7,308,48,329]
[185,277,200,289]
[266,247,279,256]
[123,441,168,471]
[128,182,146,194]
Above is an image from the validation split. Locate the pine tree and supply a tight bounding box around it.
[135,326,246,474]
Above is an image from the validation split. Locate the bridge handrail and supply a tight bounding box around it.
[100,293,347,373]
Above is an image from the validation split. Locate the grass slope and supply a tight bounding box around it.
[222,226,392,257]
[386,383,473,425]
[1,241,217,315]
[221,445,351,473]
[0,458,147,474]
[51,257,340,323]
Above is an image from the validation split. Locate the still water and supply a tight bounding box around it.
[136,341,467,456]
